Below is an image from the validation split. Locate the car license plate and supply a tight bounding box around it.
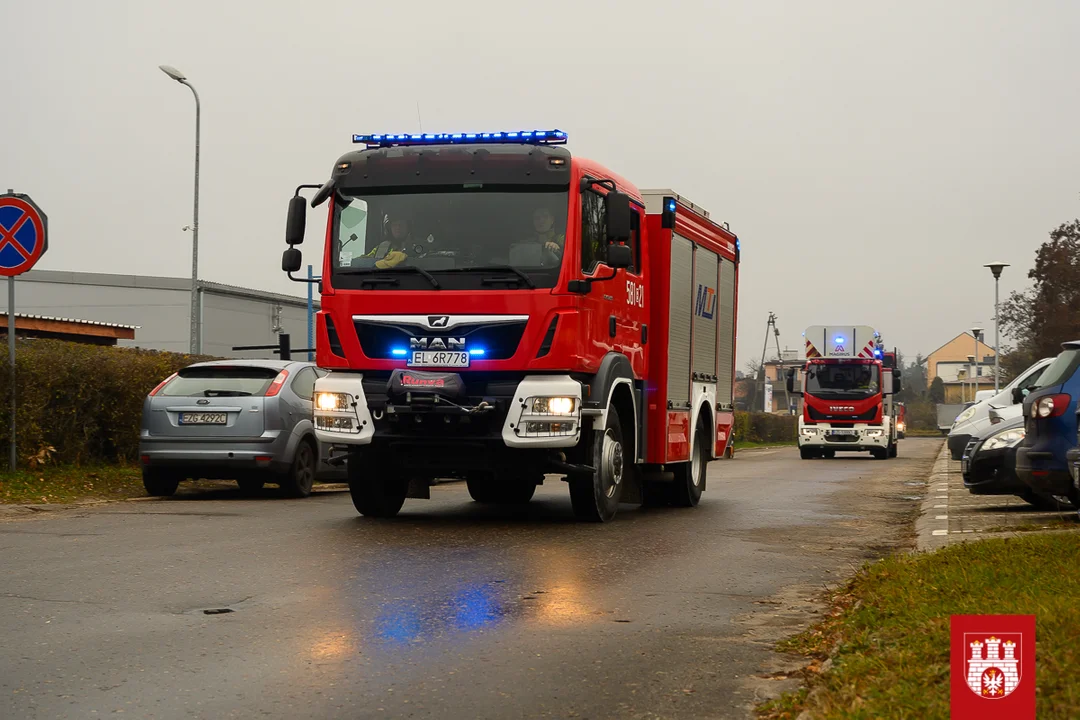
[828,429,857,436]
[178,412,227,425]
[408,351,470,368]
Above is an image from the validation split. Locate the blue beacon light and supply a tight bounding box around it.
[390,348,408,357]
[353,130,568,148]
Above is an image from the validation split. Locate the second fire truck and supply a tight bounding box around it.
[279,129,741,522]
[787,325,902,460]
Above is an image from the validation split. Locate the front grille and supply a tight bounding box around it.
[354,320,528,361]
[826,434,860,443]
[808,406,878,422]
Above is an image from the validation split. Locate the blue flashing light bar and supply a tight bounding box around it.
[666,198,676,213]
[390,348,408,357]
[834,336,846,344]
[353,129,568,148]
[468,348,486,357]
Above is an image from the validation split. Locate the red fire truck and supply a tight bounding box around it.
[280,130,740,522]
[787,326,901,460]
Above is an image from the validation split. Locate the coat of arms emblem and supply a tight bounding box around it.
[965,634,1022,699]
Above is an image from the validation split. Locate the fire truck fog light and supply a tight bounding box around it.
[316,392,350,411]
[527,397,576,415]
[316,416,356,432]
[525,421,576,436]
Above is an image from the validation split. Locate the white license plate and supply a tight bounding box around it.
[828,429,857,436]
[179,412,227,425]
[408,351,470,368]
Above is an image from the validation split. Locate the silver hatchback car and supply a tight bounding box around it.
[139,359,341,497]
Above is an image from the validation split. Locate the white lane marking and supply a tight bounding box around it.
[936,515,948,520]
[932,530,948,536]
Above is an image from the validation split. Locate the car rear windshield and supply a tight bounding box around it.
[160,367,280,397]
[1032,349,1080,391]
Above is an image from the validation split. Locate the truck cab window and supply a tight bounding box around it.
[580,190,606,274]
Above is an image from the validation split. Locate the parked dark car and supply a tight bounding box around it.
[962,416,1068,508]
[139,360,343,497]
[1015,341,1080,506]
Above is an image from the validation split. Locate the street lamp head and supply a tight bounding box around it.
[159,64,187,82]
[984,261,1009,279]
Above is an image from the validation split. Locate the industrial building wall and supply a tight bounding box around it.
[14,271,314,358]
[13,273,191,353]
[202,292,311,360]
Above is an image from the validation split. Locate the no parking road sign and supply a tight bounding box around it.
[0,193,48,277]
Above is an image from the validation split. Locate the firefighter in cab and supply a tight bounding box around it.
[367,212,414,269]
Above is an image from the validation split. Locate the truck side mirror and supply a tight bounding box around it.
[786,368,802,395]
[1011,387,1026,404]
[893,374,902,394]
[606,243,632,270]
[285,196,307,245]
[605,192,631,243]
[282,247,303,273]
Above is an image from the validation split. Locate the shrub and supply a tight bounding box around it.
[733,411,797,443]
[0,338,216,465]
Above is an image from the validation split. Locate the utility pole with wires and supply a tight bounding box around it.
[758,312,780,412]
[772,317,790,412]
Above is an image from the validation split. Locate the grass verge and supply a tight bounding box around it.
[0,464,145,504]
[735,440,799,450]
[757,532,1080,720]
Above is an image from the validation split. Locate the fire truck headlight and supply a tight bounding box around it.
[316,392,350,412]
[897,422,906,432]
[528,397,576,415]
[866,429,884,437]
[801,427,817,436]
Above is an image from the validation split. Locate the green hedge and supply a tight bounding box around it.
[0,339,216,465]
[732,411,798,444]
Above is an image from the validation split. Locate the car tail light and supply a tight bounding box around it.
[1035,394,1071,418]
[149,373,177,397]
[264,369,290,397]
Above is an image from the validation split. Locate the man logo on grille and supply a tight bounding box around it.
[428,315,450,328]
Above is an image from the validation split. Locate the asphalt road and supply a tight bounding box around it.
[0,439,939,720]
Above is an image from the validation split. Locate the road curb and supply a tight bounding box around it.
[914,441,952,552]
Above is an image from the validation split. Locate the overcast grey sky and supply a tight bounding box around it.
[3,0,1079,367]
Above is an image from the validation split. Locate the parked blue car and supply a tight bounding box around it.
[1015,341,1080,505]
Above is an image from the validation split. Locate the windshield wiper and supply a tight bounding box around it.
[446,265,535,289]
[338,266,440,288]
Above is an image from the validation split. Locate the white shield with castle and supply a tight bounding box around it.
[964,634,1022,699]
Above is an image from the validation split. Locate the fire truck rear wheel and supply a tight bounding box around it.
[347,453,407,518]
[569,411,625,522]
[670,417,707,507]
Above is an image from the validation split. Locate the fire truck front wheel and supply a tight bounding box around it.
[347,453,408,518]
[569,411,625,522]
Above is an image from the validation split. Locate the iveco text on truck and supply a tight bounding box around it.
[280,130,741,521]
[787,325,901,459]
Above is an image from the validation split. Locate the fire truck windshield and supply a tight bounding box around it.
[805,363,880,399]
[331,187,569,291]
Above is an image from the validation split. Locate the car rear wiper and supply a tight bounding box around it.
[337,266,440,288]
[445,265,535,289]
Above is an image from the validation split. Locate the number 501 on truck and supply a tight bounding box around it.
[280,130,741,522]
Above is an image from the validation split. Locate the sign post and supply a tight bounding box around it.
[0,191,49,471]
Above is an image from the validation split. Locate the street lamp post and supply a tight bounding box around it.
[160,64,201,354]
[972,326,983,399]
[984,262,1009,392]
[966,354,975,402]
